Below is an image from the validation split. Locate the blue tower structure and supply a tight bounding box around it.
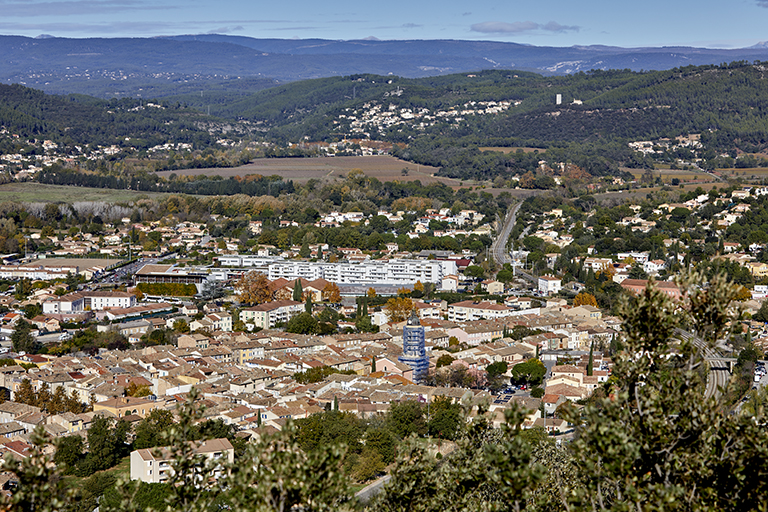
[399,310,429,383]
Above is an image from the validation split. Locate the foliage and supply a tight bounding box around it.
[133,409,175,450]
[384,297,414,323]
[11,319,38,354]
[293,365,356,384]
[573,292,598,307]
[235,271,273,305]
[562,272,768,510]
[136,282,197,297]
[285,312,318,334]
[436,354,455,368]
[511,359,546,386]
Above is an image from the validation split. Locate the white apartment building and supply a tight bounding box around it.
[447,300,512,322]
[130,438,234,484]
[240,300,304,329]
[538,276,562,296]
[268,259,457,286]
[43,291,136,314]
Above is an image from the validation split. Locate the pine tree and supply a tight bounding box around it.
[36,382,52,412]
[292,279,303,302]
[15,378,36,406]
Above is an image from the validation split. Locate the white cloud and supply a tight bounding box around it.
[471,21,539,34]
[470,20,579,35]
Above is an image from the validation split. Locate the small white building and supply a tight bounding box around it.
[130,438,234,484]
[538,276,562,296]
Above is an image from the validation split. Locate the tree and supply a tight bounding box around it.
[292,279,303,302]
[322,282,341,303]
[587,340,594,376]
[134,409,175,450]
[573,292,598,307]
[486,361,508,379]
[173,318,190,333]
[15,378,36,406]
[464,265,485,279]
[235,271,272,305]
[563,272,768,510]
[82,416,131,475]
[511,359,546,386]
[126,381,151,397]
[754,299,768,323]
[11,319,37,354]
[387,400,427,439]
[285,312,318,334]
[305,292,313,314]
[367,287,377,298]
[436,354,455,368]
[54,435,84,474]
[427,395,462,440]
[299,242,311,258]
[384,297,414,323]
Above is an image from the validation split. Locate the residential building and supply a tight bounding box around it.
[538,276,562,296]
[240,300,303,329]
[130,438,234,484]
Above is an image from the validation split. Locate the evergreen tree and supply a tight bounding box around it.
[11,319,36,354]
[15,378,36,406]
[36,383,52,413]
[292,279,303,302]
[305,293,312,314]
[587,340,594,376]
[371,356,376,373]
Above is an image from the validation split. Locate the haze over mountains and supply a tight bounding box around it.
[4,34,768,98]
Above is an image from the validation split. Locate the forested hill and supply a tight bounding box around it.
[0,83,217,150]
[200,63,768,150]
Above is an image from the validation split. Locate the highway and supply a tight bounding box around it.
[674,328,729,400]
[491,202,521,266]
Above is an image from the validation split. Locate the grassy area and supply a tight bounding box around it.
[61,455,131,489]
[0,183,172,203]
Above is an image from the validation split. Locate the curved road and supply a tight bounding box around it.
[491,202,522,265]
[674,328,729,400]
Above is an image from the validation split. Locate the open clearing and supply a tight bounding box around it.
[0,183,170,203]
[156,156,460,185]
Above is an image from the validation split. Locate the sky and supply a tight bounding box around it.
[0,0,767,49]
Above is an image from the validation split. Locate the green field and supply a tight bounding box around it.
[0,183,172,203]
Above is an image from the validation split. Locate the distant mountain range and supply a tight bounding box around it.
[2,34,768,98]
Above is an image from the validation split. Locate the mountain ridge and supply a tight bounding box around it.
[3,34,768,99]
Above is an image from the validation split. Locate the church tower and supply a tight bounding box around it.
[399,310,429,383]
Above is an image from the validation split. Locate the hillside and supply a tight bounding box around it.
[0,83,221,151]
[3,62,768,185]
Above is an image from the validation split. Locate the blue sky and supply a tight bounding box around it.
[0,0,767,48]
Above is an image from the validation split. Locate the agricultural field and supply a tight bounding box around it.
[0,183,170,204]
[156,156,457,185]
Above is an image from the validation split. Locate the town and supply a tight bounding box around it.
[0,165,764,505]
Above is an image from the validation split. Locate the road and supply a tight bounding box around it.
[355,474,391,504]
[491,202,521,266]
[674,328,729,400]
